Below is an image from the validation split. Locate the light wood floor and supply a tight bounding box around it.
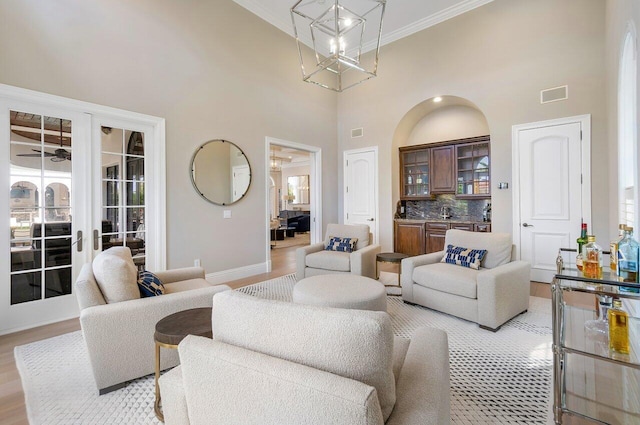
[0,247,590,425]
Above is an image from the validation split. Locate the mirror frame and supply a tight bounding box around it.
[287,174,310,205]
[190,139,252,206]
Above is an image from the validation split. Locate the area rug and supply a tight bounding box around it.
[15,274,554,424]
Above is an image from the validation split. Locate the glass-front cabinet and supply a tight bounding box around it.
[552,263,640,424]
[400,148,430,199]
[456,141,490,198]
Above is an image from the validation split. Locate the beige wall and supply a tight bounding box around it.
[0,0,338,273]
[606,0,640,240]
[337,0,608,251]
[406,105,489,146]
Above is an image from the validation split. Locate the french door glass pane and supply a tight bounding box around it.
[101,127,146,269]
[9,111,73,305]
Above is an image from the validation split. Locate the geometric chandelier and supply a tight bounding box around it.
[290,0,386,92]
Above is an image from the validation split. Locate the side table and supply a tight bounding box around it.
[154,307,213,422]
[376,252,409,287]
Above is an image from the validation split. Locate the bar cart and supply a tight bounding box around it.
[552,251,640,424]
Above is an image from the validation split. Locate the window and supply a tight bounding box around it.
[618,28,638,232]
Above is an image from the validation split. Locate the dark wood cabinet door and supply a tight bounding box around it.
[430,146,455,194]
[425,222,449,253]
[455,140,491,198]
[394,222,425,256]
[426,230,447,253]
[399,147,431,200]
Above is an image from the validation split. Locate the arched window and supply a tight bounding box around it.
[618,28,638,232]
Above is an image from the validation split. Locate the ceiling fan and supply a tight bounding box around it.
[16,118,71,162]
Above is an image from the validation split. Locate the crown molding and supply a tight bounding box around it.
[235,0,494,53]
[234,0,294,37]
[367,0,494,51]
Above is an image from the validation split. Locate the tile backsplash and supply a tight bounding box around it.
[406,195,490,221]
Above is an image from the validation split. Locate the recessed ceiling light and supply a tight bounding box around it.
[433,96,443,103]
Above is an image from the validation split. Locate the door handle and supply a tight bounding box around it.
[93,229,99,250]
[72,230,83,252]
[522,223,534,227]
[367,218,375,221]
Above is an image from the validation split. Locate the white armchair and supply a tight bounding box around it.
[296,223,381,280]
[159,291,450,425]
[401,229,530,331]
[74,247,230,394]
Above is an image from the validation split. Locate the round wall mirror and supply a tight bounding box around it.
[190,139,252,205]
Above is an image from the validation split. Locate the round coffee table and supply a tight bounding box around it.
[293,275,387,311]
[376,252,409,287]
[154,307,213,421]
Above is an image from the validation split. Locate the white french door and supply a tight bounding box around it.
[0,86,166,334]
[1,102,91,334]
[91,117,163,272]
[344,147,378,244]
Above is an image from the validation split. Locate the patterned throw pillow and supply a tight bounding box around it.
[325,236,358,253]
[441,244,487,270]
[137,270,165,297]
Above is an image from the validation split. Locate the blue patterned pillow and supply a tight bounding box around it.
[138,270,165,297]
[441,244,487,270]
[325,236,358,253]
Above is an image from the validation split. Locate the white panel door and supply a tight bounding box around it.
[232,165,251,202]
[344,148,378,243]
[517,122,583,282]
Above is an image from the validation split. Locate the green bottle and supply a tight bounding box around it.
[576,223,588,270]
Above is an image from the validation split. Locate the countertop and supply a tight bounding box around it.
[395,218,490,225]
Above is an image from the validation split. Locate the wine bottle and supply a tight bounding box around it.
[576,223,587,270]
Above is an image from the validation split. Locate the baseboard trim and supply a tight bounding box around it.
[205,262,269,285]
[0,313,79,336]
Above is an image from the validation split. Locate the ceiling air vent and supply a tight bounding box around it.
[540,85,568,104]
[351,128,364,138]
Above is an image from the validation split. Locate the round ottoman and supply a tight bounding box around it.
[293,275,387,312]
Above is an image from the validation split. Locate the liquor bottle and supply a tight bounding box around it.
[608,299,630,354]
[556,249,564,274]
[610,224,626,272]
[576,223,588,271]
[582,235,603,279]
[617,226,639,283]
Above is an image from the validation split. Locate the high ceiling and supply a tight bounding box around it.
[233,0,494,48]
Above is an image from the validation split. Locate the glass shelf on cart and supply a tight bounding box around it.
[556,266,640,299]
[561,302,640,367]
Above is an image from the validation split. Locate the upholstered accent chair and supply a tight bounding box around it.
[401,229,530,331]
[74,247,230,394]
[296,223,381,280]
[159,291,450,425]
